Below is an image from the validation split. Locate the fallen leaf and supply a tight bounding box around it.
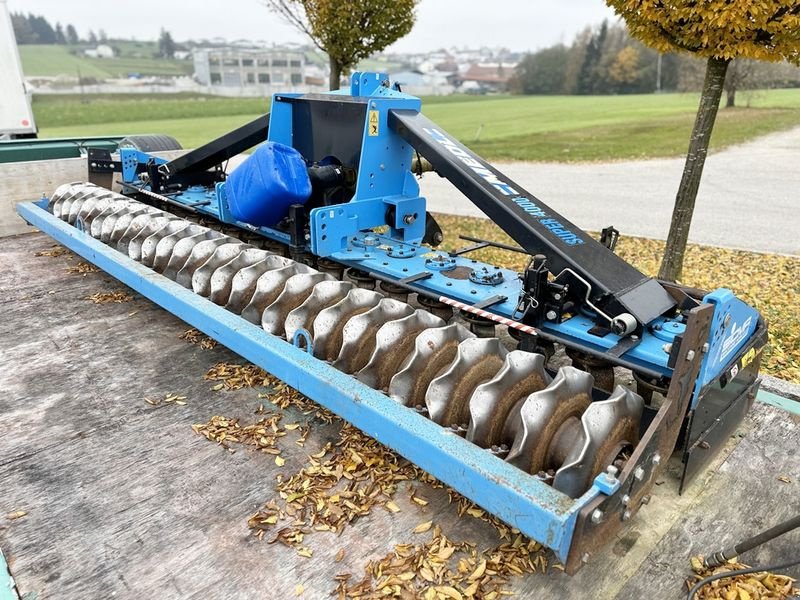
[435,585,463,600]
[413,520,433,534]
[294,584,304,596]
[385,501,401,513]
[86,290,133,304]
[6,510,27,520]
[469,559,487,581]
[738,589,751,600]
[691,556,705,573]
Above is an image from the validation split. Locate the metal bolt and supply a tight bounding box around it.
[686,350,696,361]
[605,465,618,483]
[553,293,562,301]
[590,509,604,524]
[633,466,646,481]
[403,214,416,225]
[546,310,558,321]
[662,343,672,354]
[621,494,630,506]
[652,453,662,466]
[581,552,591,564]
[641,495,651,505]
[702,342,710,353]
[622,509,632,521]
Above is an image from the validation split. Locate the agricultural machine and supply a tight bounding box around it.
[16,72,767,572]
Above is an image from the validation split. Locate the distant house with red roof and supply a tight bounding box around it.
[461,63,513,92]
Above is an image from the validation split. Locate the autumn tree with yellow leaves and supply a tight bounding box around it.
[263,0,417,90]
[606,0,800,281]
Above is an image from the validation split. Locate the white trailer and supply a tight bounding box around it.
[0,0,36,139]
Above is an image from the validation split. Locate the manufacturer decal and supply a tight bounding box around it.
[423,127,516,194]
[719,315,753,362]
[511,198,585,246]
[423,128,584,246]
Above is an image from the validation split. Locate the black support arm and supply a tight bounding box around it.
[388,109,675,326]
[159,114,270,177]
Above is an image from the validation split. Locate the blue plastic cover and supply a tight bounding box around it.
[225,141,311,227]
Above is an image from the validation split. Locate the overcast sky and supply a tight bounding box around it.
[7,0,620,52]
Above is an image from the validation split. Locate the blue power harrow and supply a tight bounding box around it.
[17,72,767,571]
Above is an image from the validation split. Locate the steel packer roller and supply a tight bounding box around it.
[17,72,767,572]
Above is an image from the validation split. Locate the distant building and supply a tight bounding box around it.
[193,48,305,88]
[461,63,514,92]
[388,70,454,96]
[389,70,427,88]
[84,44,115,59]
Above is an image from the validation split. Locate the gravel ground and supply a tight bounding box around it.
[420,125,800,255]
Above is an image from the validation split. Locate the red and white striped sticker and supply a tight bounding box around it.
[437,296,538,335]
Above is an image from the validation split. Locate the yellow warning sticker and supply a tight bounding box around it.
[741,347,759,368]
[368,110,379,136]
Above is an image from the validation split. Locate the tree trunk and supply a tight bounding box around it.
[328,56,341,91]
[726,86,736,108]
[658,57,729,282]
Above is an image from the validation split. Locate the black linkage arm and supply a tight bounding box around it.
[144,114,270,194]
[159,114,270,177]
[388,109,675,327]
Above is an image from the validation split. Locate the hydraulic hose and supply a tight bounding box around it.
[704,514,800,569]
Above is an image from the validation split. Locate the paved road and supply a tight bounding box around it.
[420,126,800,255]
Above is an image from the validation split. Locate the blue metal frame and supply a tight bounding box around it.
[694,288,760,402]
[120,147,168,182]
[112,71,760,401]
[17,199,620,563]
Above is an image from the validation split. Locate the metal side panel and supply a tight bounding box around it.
[16,200,600,565]
[680,327,767,493]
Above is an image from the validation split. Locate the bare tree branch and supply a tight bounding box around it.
[262,0,325,53]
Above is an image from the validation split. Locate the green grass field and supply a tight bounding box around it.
[33,88,800,161]
[20,45,194,78]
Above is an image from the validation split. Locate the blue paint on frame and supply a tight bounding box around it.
[17,200,609,563]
